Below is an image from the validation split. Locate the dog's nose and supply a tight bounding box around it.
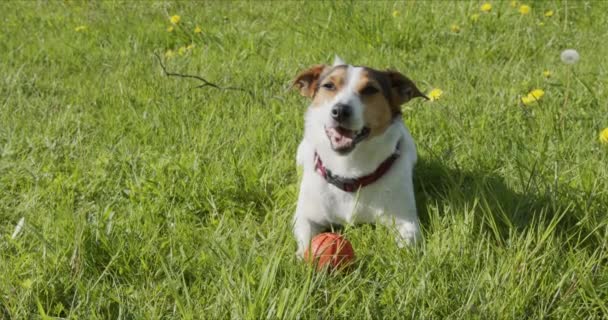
[331,103,352,122]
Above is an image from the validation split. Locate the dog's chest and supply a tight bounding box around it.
[325,186,380,224]
[305,172,394,225]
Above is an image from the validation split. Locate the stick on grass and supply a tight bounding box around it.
[154,52,252,96]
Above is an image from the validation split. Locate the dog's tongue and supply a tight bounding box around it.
[327,127,354,149]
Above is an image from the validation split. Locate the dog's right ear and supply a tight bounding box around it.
[292,64,327,98]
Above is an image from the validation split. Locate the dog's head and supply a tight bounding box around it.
[293,57,426,155]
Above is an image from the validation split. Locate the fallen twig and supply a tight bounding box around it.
[154,52,252,96]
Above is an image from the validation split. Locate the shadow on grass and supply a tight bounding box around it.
[414,157,603,247]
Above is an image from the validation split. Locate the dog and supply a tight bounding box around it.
[291,56,427,257]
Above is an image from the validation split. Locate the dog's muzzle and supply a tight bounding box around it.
[325,126,370,154]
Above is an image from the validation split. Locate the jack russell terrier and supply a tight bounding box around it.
[292,57,427,257]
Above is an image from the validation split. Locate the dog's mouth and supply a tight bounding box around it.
[325,126,370,154]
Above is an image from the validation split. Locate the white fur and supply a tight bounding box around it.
[333,55,346,66]
[293,62,421,257]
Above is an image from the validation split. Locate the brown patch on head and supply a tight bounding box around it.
[311,66,348,107]
[357,68,426,136]
[355,69,394,136]
[292,64,350,106]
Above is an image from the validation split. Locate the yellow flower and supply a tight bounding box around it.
[450,24,460,33]
[170,15,181,24]
[543,70,551,78]
[194,26,202,34]
[470,13,480,22]
[519,4,531,15]
[74,25,87,32]
[428,88,443,101]
[521,88,545,105]
[530,89,544,99]
[599,128,608,144]
[521,96,534,105]
[480,3,492,12]
[544,10,554,17]
[392,10,400,18]
[178,46,187,56]
[510,1,518,7]
[165,49,175,58]
[167,25,174,32]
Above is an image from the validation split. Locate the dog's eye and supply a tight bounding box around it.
[321,82,336,91]
[360,85,379,95]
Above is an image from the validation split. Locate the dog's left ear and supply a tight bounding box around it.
[292,64,327,98]
[385,70,428,106]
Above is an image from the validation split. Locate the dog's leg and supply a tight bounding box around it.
[382,177,421,247]
[293,215,322,258]
[394,218,421,247]
[379,214,420,248]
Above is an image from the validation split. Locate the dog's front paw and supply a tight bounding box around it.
[295,247,306,260]
[396,221,421,247]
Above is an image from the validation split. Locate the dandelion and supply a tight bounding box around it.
[470,13,480,22]
[167,25,174,32]
[543,70,551,78]
[450,24,460,33]
[560,49,580,65]
[599,128,608,144]
[510,1,518,7]
[561,49,578,107]
[521,88,544,105]
[521,96,535,105]
[178,46,187,56]
[74,25,87,32]
[392,10,400,18]
[428,88,443,101]
[170,15,181,24]
[194,26,202,33]
[480,3,492,12]
[544,10,554,17]
[529,89,544,99]
[11,217,25,239]
[519,4,531,15]
[165,49,175,58]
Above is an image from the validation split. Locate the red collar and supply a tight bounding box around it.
[314,146,400,192]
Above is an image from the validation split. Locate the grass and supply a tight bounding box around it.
[1,1,607,318]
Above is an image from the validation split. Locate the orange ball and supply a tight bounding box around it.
[304,233,355,271]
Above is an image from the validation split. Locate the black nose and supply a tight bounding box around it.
[331,103,352,122]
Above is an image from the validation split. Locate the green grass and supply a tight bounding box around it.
[1,1,608,318]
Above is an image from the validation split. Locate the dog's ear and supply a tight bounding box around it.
[385,70,428,106]
[332,55,346,66]
[292,64,327,98]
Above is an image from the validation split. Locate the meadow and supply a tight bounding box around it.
[1,1,608,318]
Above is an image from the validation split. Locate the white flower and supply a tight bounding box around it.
[560,49,580,65]
[11,217,25,239]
